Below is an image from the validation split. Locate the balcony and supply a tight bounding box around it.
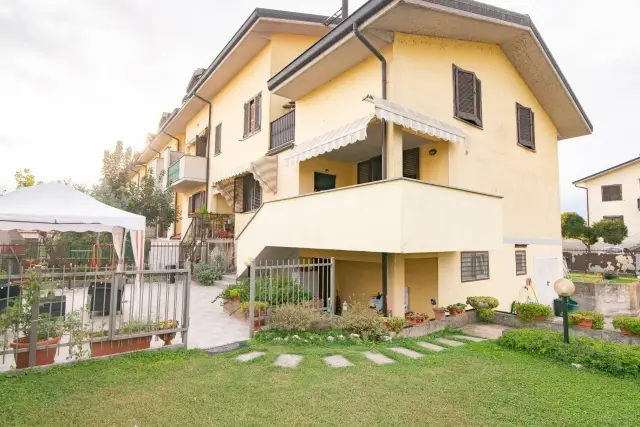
[167,154,207,192]
[237,178,504,265]
[268,110,295,154]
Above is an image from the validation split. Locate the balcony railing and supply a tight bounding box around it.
[270,110,295,151]
[167,161,180,186]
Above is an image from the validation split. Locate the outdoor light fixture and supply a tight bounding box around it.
[429,149,437,156]
[554,278,575,344]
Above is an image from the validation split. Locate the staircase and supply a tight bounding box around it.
[179,214,235,267]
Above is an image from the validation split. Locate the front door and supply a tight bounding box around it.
[533,257,559,308]
[314,172,336,192]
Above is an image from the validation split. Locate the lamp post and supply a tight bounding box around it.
[553,278,575,344]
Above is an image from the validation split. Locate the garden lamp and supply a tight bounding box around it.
[554,278,575,344]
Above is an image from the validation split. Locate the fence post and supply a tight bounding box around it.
[182,261,191,348]
[249,261,256,338]
[28,265,42,368]
[107,269,118,340]
[329,258,336,316]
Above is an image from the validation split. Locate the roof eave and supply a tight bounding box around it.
[573,157,640,184]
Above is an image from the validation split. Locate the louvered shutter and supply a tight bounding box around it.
[357,161,371,184]
[252,179,262,210]
[454,65,477,121]
[403,148,420,179]
[215,123,222,155]
[255,93,262,131]
[516,103,535,149]
[243,102,250,138]
[234,176,244,213]
[475,78,483,127]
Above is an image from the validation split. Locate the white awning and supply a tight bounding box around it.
[284,95,467,166]
[212,156,278,205]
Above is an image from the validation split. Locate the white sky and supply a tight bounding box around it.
[1,0,639,215]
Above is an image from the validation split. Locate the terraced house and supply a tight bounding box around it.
[132,0,592,317]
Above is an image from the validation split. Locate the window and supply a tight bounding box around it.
[516,103,535,150]
[314,172,336,192]
[195,133,208,157]
[234,174,262,213]
[243,93,262,138]
[603,215,624,223]
[461,252,489,282]
[188,191,205,214]
[515,250,527,275]
[402,148,420,179]
[214,123,222,155]
[453,65,482,127]
[601,184,622,202]
[357,148,420,184]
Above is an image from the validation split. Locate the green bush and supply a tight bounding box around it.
[193,262,223,285]
[569,311,604,329]
[269,302,332,332]
[497,328,640,378]
[477,308,494,323]
[613,316,640,335]
[515,302,552,322]
[384,316,406,333]
[219,278,313,304]
[337,301,383,337]
[466,296,499,309]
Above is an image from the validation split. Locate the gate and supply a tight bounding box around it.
[0,263,191,371]
[249,258,335,337]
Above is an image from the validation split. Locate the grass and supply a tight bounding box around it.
[1,334,639,427]
[568,272,637,284]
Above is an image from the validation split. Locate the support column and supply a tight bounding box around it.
[385,122,404,179]
[387,254,406,318]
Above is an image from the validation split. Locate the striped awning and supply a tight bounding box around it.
[284,95,468,166]
[212,156,278,205]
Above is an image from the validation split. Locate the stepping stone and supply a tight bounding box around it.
[362,351,395,365]
[235,351,265,362]
[452,335,486,343]
[274,354,303,368]
[461,324,510,339]
[323,355,354,368]
[389,347,424,359]
[436,338,465,347]
[417,342,446,352]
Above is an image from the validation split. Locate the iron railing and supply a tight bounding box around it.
[269,110,295,151]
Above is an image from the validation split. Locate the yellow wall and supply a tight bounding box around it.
[186,106,210,145]
[335,260,381,305]
[405,258,438,316]
[298,157,357,194]
[180,185,207,232]
[418,142,449,185]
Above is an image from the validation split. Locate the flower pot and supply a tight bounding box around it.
[407,318,428,326]
[434,312,446,320]
[534,316,548,321]
[449,310,465,317]
[576,319,593,329]
[157,332,176,346]
[156,321,179,346]
[223,296,240,314]
[10,336,62,369]
[619,328,640,336]
[90,336,152,357]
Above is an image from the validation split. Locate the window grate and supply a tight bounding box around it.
[601,184,622,202]
[515,250,527,275]
[461,252,490,282]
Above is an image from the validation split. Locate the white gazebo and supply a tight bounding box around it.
[0,182,146,271]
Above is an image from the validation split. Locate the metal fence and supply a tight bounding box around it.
[563,248,639,275]
[248,258,335,337]
[0,263,191,371]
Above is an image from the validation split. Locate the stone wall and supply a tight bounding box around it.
[571,281,640,316]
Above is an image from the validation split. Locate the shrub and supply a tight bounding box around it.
[466,296,499,309]
[497,328,640,379]
[477,308,494,323]
[269,302,333,332]
[515,302,552,321]
[337,301,382,337]
[385,316,406,333]
[569,311,604,329]
[612,316,640,335]
[193,262,223,285]
[239,301,269,312]
[218,278,313,305]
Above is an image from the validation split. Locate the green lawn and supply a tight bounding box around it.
[568,272,638,284]
[1,336,639,427]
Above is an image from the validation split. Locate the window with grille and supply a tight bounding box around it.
[603,215,624,223]
[461,252,490,282]
[453,65,482,127]
[516,103,535,150]
[515,250,527,275]
[241,174,262,213]
[243,93,262,138]
[214,123,222,155]
[601,185,622,202]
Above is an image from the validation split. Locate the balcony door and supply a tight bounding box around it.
[195,135,208,157]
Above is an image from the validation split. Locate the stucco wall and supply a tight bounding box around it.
[298,157,357,194]
[335,260,382,305]
[405,258,438,316]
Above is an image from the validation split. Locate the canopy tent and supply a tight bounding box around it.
[0,182,146,271]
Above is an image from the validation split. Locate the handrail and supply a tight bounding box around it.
[270,110,295,150]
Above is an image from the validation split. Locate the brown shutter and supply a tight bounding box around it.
[475,78,482,127]
[516,103,535,149]
[215,123,222,155]
[357,161,371,184]
[453,65,477,121]
[234,176,244,213]
[255,93,262,131]
[402,148,420,179]
[252,179,262,210]
[243,102,250,138]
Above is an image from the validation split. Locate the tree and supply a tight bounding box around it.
[593,219,628,246]
[14,169,43,188]
[561,212,629,250]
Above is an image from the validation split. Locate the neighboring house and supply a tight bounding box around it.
[573,156,640,249]
[131,0,593,314]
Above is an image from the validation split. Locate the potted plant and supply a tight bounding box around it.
[466,296,499,310]
[404,311,429,326]
[221,287,241,314]
[90,320,154,357]
[240,301,269,331]
[156,320,179,346]
[612,316,640,336]
[447,303,467,317]
[431,306,447,320]
[569,311,604,329]
[383,316,406,332]
[515,302,552,322]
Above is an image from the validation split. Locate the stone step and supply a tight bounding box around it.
[235,351,265,362]
[274,354,303,368]
[436,338,465,347]
[416,342,446,352]
[389,347,424,359]
[451,335,486,343]
[323,355,354,368]
[362,351,395,365]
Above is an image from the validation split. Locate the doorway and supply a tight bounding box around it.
[314,172,336,192]
[533,257,559,307]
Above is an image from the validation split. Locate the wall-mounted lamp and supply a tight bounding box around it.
[429,149,437,156]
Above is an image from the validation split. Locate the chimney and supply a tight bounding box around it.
[342,0,349,18]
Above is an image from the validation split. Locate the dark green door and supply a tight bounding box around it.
[314,172,336,192]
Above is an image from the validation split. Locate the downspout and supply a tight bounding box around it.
[194,94,212,211]
[575,184,590,225]
[161,130,181,152]
[353,21,389,316]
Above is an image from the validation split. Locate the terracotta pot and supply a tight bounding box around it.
[576,319,593,329]
[450,310,465,317]
[157,333,176,346]
[223,296,240,314]
[434,312,446,320]
[619,328,640,336]
[534,316,548,321]
[90,336,152,357]
[10,336,62,369]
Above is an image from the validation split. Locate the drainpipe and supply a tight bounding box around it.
[354,21,389,316]
[161,130,181,152]
[194,94,212,211]
[342,0,349,18]
[574,184,590,225]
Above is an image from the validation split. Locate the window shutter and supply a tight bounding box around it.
[453,65,477,121]
[517,103,535,149]
[255,93,262,131]
[357,161,371,184]
[243,102,250,138]
[475,78,483,127]
[234,176,244,213]
[188,195,194,213]
[215,123,222,155]
[252,179,262,210]
[403,148,420,179]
